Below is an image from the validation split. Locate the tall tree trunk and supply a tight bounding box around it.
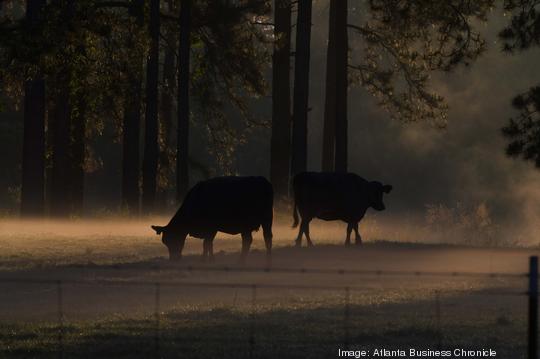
[122,0,144,215]
[142,0,160,213]
[290,0,312,177]
[162,0,176,147]
[50,0,76,218]
[334,0,348,173]
[321,0,337,172]
[159,0,176,205]
[270,0,292,198]
[122,71,142,214]
[20,0,46,218]
[50,88,71,217]
[69,93,86,215]
[177,0,191,202]
[161,33,175,152]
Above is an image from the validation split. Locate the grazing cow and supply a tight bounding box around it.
[292,172,392,247]
[151,176,273,263]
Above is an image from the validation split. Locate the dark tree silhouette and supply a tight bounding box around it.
[158,0,177,205]
[499,0,540,52]
[321,1,336,172]
[347,1,493,125]
[186,0,269,172]
[502,87,540,166]
[334,0,348,173]
[50,83,71,217]
[321,0,494,173]
[322,0,348,173]
[48,0,76,217]
[0,0,278,215]
[290,0,312,177]
[270,0,292,198]
[122,0,144,215]
[500,0,540,167]
[69,91,86,216]
[142,0,161,214]
[177,0,192,202]
[20,0,46,217]
[122,88,142,214]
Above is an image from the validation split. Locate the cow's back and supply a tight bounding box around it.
[293,172,368,221]
[171,176,273,235]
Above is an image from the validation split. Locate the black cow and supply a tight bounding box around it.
[151,176,273,263]
[292,172,392,247]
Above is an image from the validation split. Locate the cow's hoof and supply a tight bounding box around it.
[307,242,314,247]
[344,241,351,247]
[294,241,301,248]
[355,241,362,246]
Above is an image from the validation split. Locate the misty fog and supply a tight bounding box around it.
[2,4,540,246]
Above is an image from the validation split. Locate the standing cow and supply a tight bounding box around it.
[292,172,392,247]
[151,176,273,263]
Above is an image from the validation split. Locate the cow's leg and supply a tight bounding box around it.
[201,239,209,262]
[303,219,314,247]
[262,222,273,267]
[207,232,217,262]
[208,239,214,262]
[345,222,353,246]
[295,230,303,247]
[354,222,362,245]
[295,223,304,247]
[240,231,253,264]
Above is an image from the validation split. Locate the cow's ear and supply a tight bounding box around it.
[382,185,393,194]
[151,225,165,235]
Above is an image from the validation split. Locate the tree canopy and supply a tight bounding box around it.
[499,0,540,167]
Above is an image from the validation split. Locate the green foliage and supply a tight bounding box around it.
[349,0,494,127]
[499,1,540,168]
[0,0,150,184]
[500,0,540,52]
[502,86,540,167]
[188,0,271,171]
[0,0,272,177]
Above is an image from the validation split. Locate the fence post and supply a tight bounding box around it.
[529,256,538,359]
[435,290,441,351]
[57,280,63,359]
[154,282,161,359]
[344,286,350,350]
[249,284,257,359]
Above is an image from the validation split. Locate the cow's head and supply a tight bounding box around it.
[368,181,393,211]
[151,225,187,261]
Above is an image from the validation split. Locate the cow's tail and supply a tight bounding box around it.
[292,199,299,228]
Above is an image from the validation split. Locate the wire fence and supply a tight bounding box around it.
[0,258,537,359]
[59,262,534,278]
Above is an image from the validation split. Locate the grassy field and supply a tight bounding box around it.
[0,290,528,358]
[0,219,537,358]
